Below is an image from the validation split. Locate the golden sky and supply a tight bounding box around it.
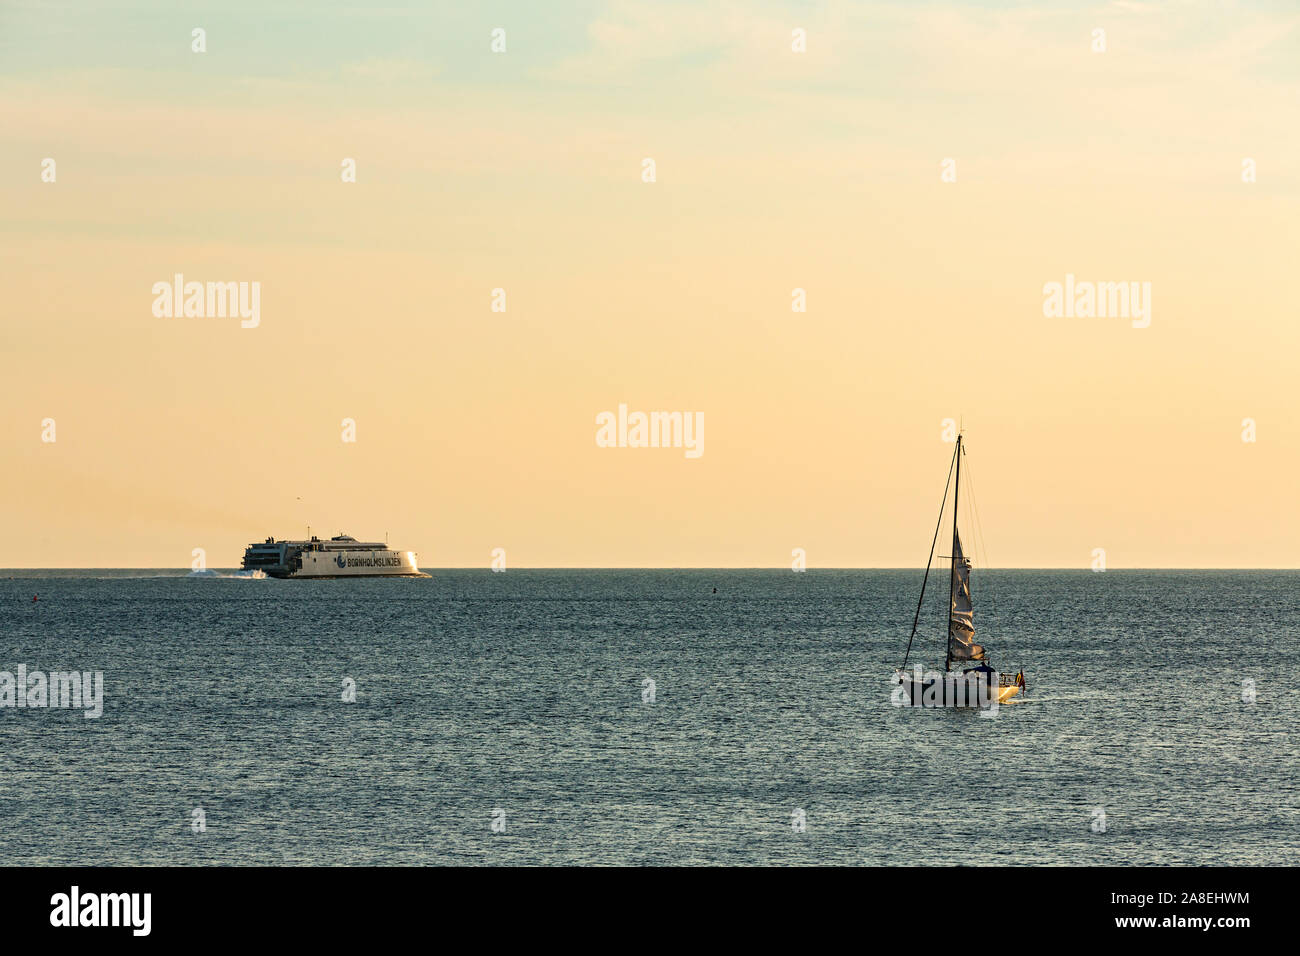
[2,1,1297,567]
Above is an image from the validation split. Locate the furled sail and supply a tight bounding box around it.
[948,532,985,661]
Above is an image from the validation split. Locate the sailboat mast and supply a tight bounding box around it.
[900,440,958,671]
[944,433,962,672]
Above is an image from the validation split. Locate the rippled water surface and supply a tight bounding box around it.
[1,570,1295,865]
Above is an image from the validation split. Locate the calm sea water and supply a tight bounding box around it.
[0,570,1295,866]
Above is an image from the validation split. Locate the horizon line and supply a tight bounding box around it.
[3,566,1297,572]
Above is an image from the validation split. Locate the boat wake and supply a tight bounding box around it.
[186,570,268,580]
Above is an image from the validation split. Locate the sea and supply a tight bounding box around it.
[1,570,1295,866]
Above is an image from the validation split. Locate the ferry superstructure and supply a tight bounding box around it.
[240,534,428,579]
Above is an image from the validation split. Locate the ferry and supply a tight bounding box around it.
[240,534,429,579]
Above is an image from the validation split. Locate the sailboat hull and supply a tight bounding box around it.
[897,672,1022,709]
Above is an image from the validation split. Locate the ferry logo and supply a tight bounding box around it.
[335,554,347,569]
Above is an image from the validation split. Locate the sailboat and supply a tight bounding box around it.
[895,432,1025,708]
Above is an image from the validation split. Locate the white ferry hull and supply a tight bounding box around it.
[291,549,428,578]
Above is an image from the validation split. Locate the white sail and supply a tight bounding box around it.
[948,532,985,661]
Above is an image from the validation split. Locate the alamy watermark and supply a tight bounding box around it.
[1043,274,1151,328]
[50,887,150,936]
[595,404,704,458]
[1,665,103,718]
[152,274,260,328]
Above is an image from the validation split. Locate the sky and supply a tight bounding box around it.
[2,0,1298,568]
